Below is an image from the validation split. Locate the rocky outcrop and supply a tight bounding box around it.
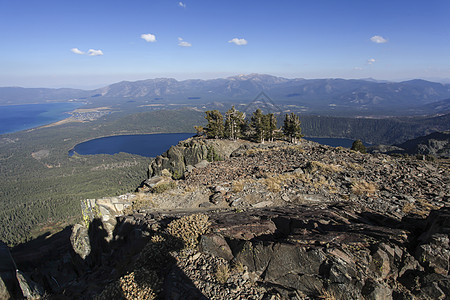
[39,203,449,299]
[9,138,450,299]
[181,139,448,219]
[149,137,250,179]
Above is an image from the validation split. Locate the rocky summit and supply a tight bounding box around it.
[4,137,450,299]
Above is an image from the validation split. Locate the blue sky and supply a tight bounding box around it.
[0,0,449,88]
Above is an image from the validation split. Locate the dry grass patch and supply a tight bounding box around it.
[286,144,305,153]
[264,176,282,192]
[124,193,155,214]
[215,263,230,284]
[351,180,377,196]
[183,184,199,193]
[343,161,364,171]
[232,261,245,274]
[317,288,337,300]
[306,161,342,174]
[410,198,442,217]
[231,180,245,193]
[264,171,340,193]
[402,202,415,214]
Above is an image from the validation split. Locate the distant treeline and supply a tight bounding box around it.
[298,113,450,145]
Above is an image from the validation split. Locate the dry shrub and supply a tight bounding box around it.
[233,261,245,274]
[167,214,210,248]
[351,180,377,196]
[215,263,230,284]
[232,180,245,193]
[96,268,160,300]
[317,288,337,300]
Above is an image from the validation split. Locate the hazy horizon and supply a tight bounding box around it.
[2,73,450,90]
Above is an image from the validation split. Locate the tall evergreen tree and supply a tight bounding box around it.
[282,113,303,143]
[251,109,265,143]
[224,106,245,140]
[205,110,224,139]
[264,113,277,142]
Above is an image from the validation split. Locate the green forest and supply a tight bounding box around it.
[0,109,204,246]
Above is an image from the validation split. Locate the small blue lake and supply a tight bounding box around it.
[69,133,194,157]
[0,103,83,134]
[70,134,368,158]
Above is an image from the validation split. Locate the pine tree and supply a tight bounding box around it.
[251,109,265,143]
[205,110,224,139]
[194,125,204,136]
[264,113,277,142]
[282,113,303,143]
[351,140,366,153]
[224,106,245,140]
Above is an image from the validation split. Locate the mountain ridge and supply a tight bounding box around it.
[2,74,450,115]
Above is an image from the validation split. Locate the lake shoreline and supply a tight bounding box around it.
[0,103,84,135]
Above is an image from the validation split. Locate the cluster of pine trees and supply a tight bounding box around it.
[196,106,303,143]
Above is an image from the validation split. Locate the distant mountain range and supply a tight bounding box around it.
[2,74,450,115]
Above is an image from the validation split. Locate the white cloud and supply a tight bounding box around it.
[141,33,156,42]
[228,38,248,46]
[71,48,85,55]
[88,49,104,56]
[353,67,363,70]
[178,2,186,8]
[178,37,192,47]
[370,35,388,44]
[367,58,376,65]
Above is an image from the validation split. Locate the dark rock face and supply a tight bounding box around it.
[8,204,450,299]
[200,205,450,299]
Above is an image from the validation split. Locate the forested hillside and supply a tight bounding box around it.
[300,113,450,144]
[0,109,204,246]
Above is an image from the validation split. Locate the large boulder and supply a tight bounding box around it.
[70,224,91,260]
[149,137,248,179]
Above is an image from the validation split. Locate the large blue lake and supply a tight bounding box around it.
[70,134,366,157]
[0,103,82,134]
[70,133,195,157]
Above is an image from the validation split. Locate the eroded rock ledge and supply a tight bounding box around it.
[9,203,449,299]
